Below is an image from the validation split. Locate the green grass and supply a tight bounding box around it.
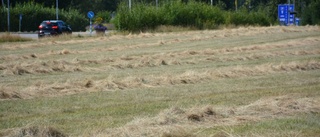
[0,26,320,136]
[199,114,320,136]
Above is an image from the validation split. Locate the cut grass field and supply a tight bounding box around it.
[0,26,320,137]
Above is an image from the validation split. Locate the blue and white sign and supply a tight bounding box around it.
[288,5,294,24]
[87,11,95,19]
[87,11,95,36]
[278,4,294,26]
[278,5,287,24]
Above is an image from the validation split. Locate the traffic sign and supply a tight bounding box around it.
[288,5,294,24]
[278,4,287,24]
[278,4,294,26]
[87,11,95,19]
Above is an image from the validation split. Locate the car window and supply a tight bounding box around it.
[43,22,57,25]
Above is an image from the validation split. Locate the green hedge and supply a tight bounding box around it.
[113,1,272,32]
[0,2,87,32]
[226,9,271,26]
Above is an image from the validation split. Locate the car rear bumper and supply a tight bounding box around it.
[38,31,58,37]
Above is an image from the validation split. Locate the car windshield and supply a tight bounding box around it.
[41,22,58,26]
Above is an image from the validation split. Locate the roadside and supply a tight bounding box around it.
[0,31,113,40]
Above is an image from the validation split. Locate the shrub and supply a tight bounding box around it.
[226,9,271,26]
[113,1,226,32]
[96,11,112,23]
[0,2,87,32]
[113,1,272,32]
[301,0,320,25]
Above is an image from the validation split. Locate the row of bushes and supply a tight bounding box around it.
[0,2,87,32]
[113,1,272,32]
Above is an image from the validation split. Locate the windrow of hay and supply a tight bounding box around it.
[0,27,320,65]
[0,86,22,100]
[21,79,99,98]
[1,60,82,76]
[9,60,320,99]
[72,36,320,69]
[96,94,320,137]
[148,61,320,85]
[0,48,75,61]
[4,126,66,137]
[4,47,315,75]
[1,26,318,53]
[108,49,320,70]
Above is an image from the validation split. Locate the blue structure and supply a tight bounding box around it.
[295,18,300,26]
[278,4,295,26]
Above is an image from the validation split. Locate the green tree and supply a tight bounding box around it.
[301,0,320,25]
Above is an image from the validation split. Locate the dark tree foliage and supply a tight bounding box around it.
[1,0,118,14]
[1,0,319,32]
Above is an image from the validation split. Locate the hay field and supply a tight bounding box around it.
[0,26,320,137]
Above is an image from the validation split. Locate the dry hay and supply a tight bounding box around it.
[96,94,319,137]
[0,49,74,62]
[22,79,99,98]
[98,36,319,69]
[0,26,318,52]
[4,60,319,99]
[0,87,22,100]
[62,47,320,72]
[1,60,82,76]
[3,126,66,137]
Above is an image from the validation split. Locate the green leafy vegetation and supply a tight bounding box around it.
[1,0,319,32]
[0,2,87,31]
[113,1,272,32]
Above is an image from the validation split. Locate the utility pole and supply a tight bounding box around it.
[2,0,5,8]
[7,0,10,32]
[129,0,131,10]
[235,0,238,11]
[56,0,59,20]
[156,0,158,7]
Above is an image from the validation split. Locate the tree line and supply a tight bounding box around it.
[0,0,319,32]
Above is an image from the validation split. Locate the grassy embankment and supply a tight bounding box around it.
[0,26,320,136]
[0,34,32,43]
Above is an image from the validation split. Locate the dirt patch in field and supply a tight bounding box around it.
[99,94,320,137]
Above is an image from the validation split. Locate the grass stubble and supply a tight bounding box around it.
[0,26,320,137]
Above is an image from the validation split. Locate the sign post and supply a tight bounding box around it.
[19,14,22,32]
[87,11,95,36]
